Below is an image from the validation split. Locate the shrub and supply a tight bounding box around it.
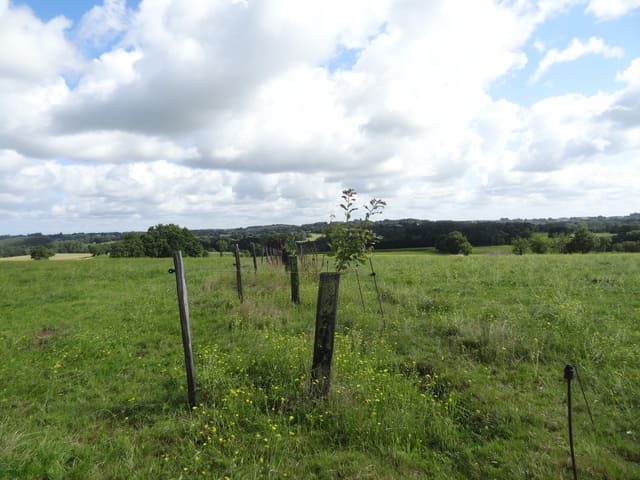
[565,227,595,254]
[30,246,55,260]
[214,239,228,256]
[109,232,145,258]
[436,231,472,255]
[529,233,550,254]
[511,237,529,255]
[612,241,640,252]
[550,234,570,253]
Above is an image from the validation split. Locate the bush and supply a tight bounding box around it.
[214,239,228,256]
[529,233,550,254]
[436,231,472,255]
[88,243,111,256]
[612,241,640,252]
[511,237,529,255]
[30,246,55,260]
[110,232,145,258]
[565,227,595,254]
[550,234,570,253]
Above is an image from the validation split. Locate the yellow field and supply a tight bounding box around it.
[0,253,94,262]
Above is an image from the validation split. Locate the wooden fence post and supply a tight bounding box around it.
[311,272,340,397]
[234,244,244,303]
[289,255,300,304]
[369,257,384,326]
[170,251,197,408]
[251,244,258,274]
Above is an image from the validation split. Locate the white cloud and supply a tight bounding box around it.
[516,65,640,172]
[50,0,533,183]
[533,40,546,52]
[586,0,640,20]
[0,1,78,80]
[77,0,130,48]
[531,36,623,83]
[517,92,616,171]
[616,57,640,84]
[73,48,143,99]
[0,77,69,134]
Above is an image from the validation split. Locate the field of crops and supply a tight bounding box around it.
[1,253,639,479]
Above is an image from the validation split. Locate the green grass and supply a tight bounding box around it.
[377,245,512,255]
[1,254,639,479]
[469,244,513,255]
[377,247,439,255]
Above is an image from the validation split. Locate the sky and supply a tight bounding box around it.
[1,0,639,235]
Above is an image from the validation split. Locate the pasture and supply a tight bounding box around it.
[0,253,638,479]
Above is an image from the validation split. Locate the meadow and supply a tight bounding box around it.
[0,252,638,479]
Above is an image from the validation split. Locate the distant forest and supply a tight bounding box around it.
[2,213,640,258]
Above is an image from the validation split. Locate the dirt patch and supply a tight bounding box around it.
[0,253,94,262]
[34,327,64,348]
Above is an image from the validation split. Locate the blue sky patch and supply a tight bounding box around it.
[491,3,640,105]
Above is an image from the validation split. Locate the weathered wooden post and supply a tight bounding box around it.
[289,255,300,304]
[353,268,366,312]
[251,244,258,274]
[369,257,384,325]
[234,244,244,303]
[311,272,340,397]
[170,251,197,408]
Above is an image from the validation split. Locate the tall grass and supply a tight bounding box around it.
[0,253,639,479]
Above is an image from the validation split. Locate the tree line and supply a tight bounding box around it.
[2,213,639,258]
[512,227,640,255]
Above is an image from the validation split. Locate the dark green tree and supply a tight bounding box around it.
[142,224,206,257]
[511,237,530,255]
[593,235,612,252]
[624,230,640,242]
[529,233,550,254]
[88,243,111,256]
[110,232,145,257]
[30,245,55,260]
[550,234,570,253]
[214,239,228,256]
[566,227,595,254]
[436,231,472,255]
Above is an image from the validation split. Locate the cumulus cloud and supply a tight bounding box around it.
[531,36,624,83]
[0,1,78,80]
[51,0,534,182]
[76,0,131,49]
[586,0,640,20]
[517,93,615,171]
[606,57,640,128]
[54,0,390,135]
[616,57,640,84]
[517,56,640,172]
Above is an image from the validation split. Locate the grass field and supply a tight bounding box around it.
[378,245,512,255]
[1,253,639,479]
